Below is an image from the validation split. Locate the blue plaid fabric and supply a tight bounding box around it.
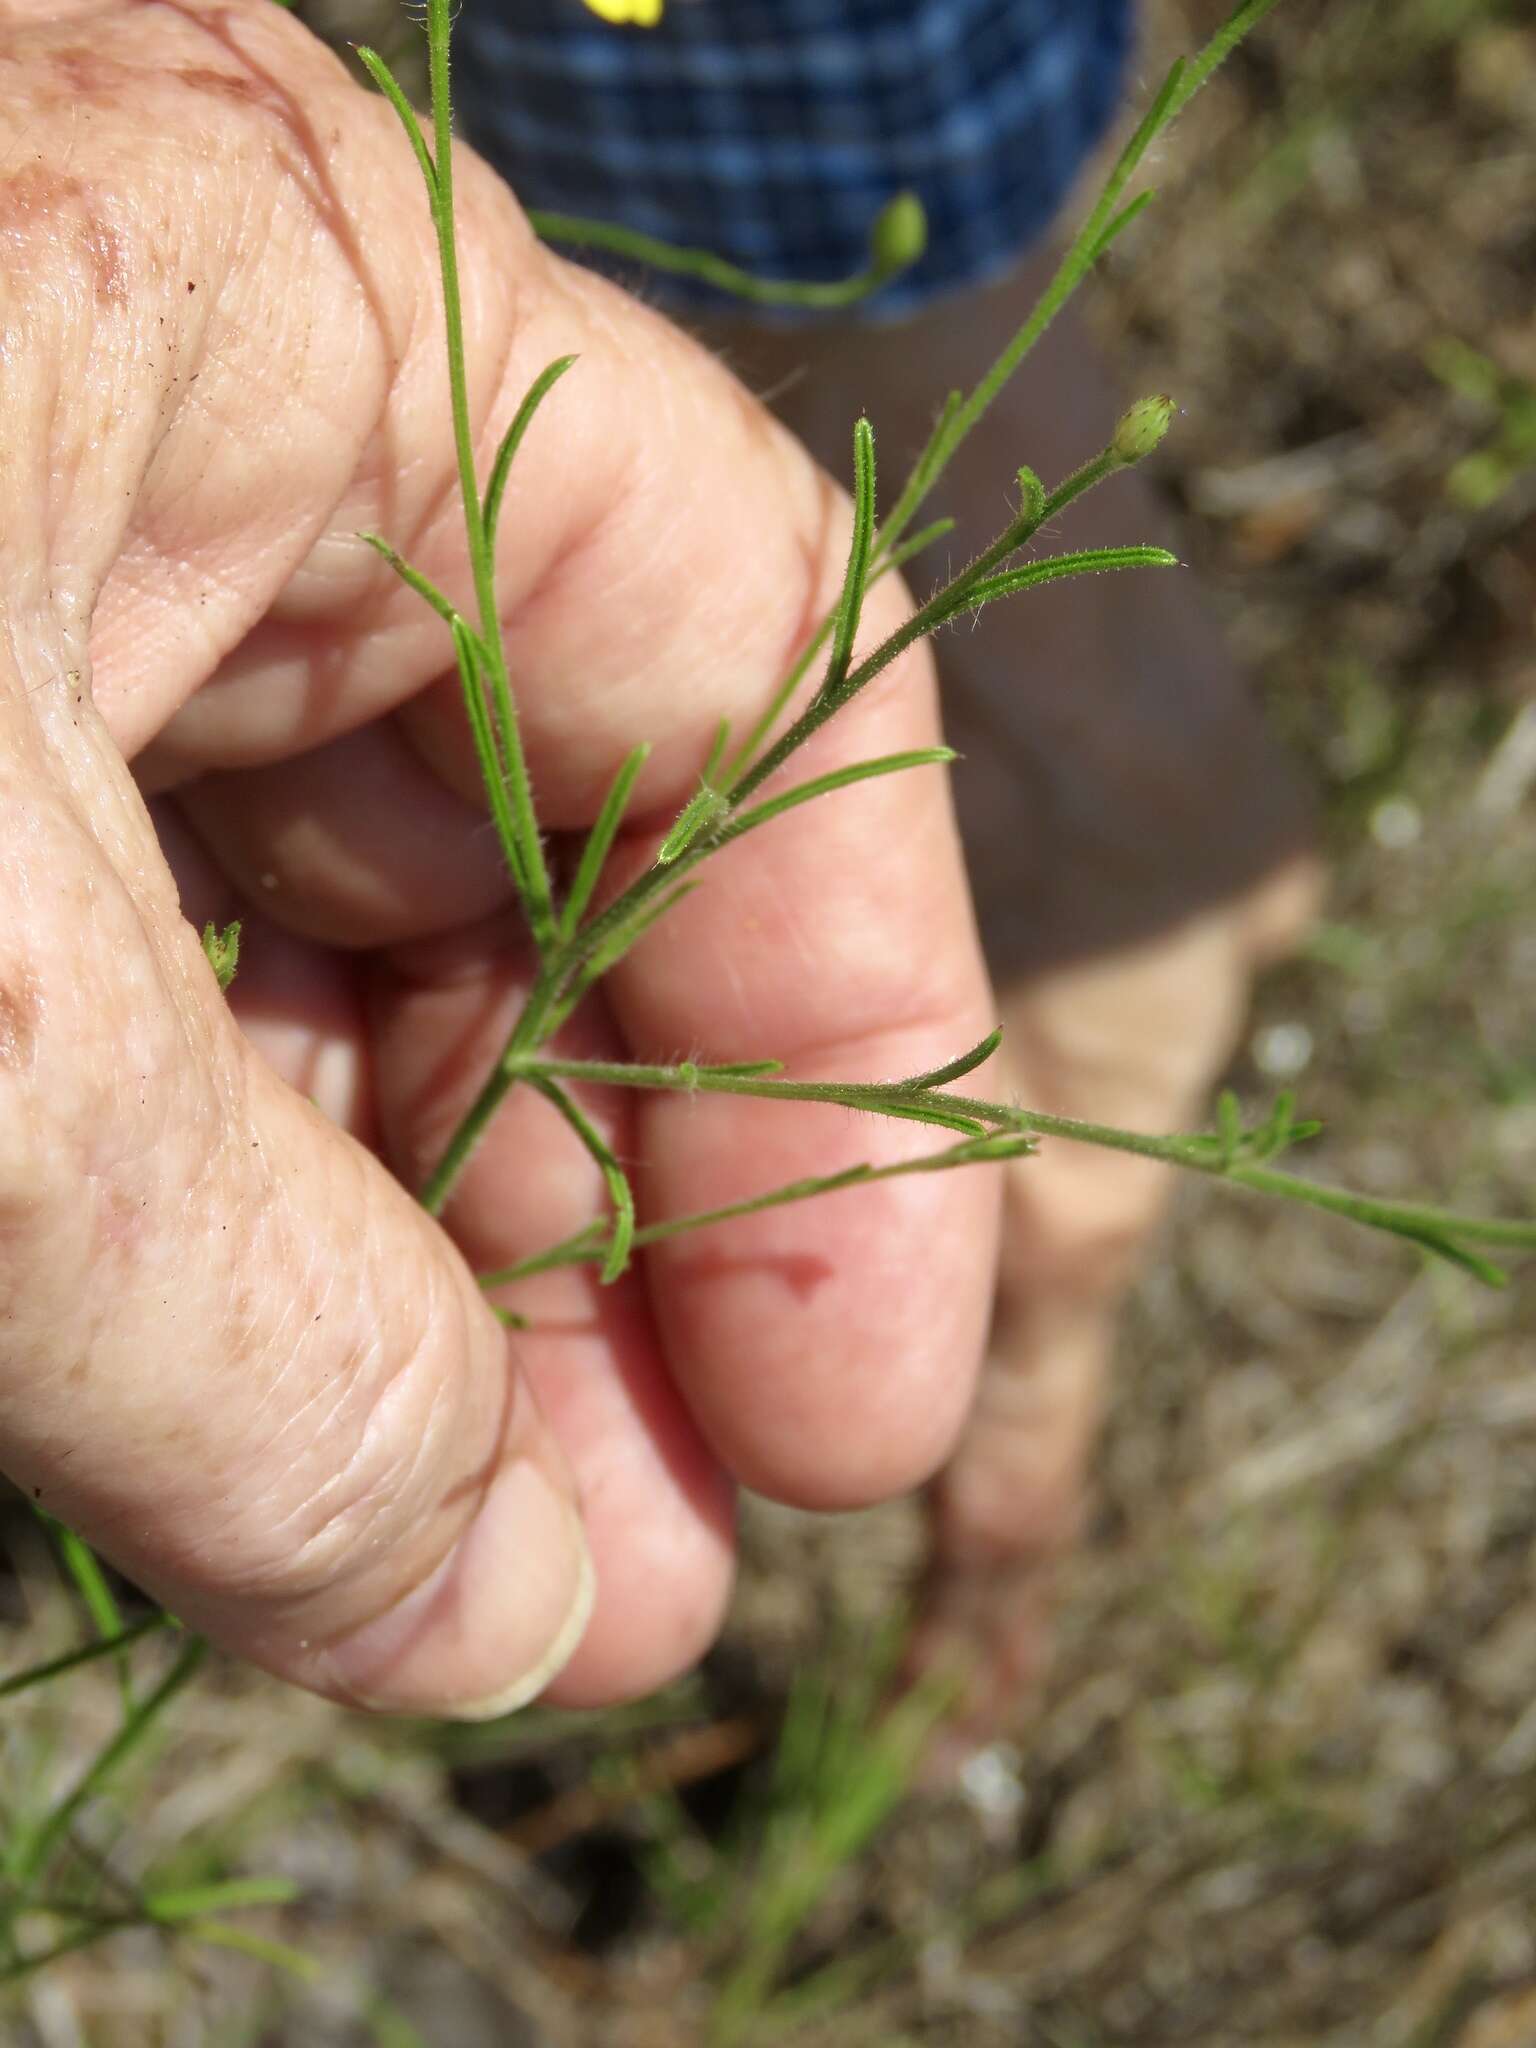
[455,0,1133,319]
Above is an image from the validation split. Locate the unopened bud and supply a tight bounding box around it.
[1112,394,1177,465]
[869,192,928,278]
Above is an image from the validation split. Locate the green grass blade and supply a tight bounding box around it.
[45,1521,131,1715]
[450,617,528,899]
[145,1876,300,1921]
[11,1638,207,1896]
[0,1614,170,1701]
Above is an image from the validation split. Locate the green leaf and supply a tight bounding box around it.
[360,532,464,631]
[200,920,241,993]
[450,617,528,899]
[0,1615,170,1702]
[477,1130,1036,1290]
[353,47,438,200]
[959,545,1178,612]
[561,743,651,939]
[820,417,878,704]
[901,1028,1003,1092]
[720,748,955,849]
[146,1877,300,1922]
[482,355,578,549]
[656,783,731,866]
[530,1079,635,1284]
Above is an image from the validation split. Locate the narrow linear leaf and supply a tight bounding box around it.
[477,1131,1037,1289]
[530,1078,635,1284]
[48,1521,122,1641]
[878,390,964,559]
[1170,0,1285,115]
[1086,189,1158,265]
[901,1028,1003,1092]
[701,717,732,786]
[482,354,578,549]
[360,532,464,632]
[13,1638,207,1893]
[720,620,835,792]
[688,1059,785,1081]
[45,1520,131,1714]
[561,742,650,939]
[1217,1089,1243,1165]
[146,1877,300,1922]
[820,418,877,701]
[719,749,955,849]
[450,618,528,898]
[657,783,730,866]
[0,1615,170,1702]
[354,46,438,200]
[960,545,1177,611]
[553,881,701,1027]
[865,1100,988,1138]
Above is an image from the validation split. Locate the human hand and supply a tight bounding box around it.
[0,0,999,1715]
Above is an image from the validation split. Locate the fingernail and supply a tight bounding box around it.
[321,1455,594,1719]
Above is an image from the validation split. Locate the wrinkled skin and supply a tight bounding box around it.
[0,0,1000,1716]
[0,0,1313,1738]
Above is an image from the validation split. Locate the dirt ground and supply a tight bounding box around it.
[4,1,1536,2042]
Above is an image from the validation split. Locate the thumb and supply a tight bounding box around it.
[0,616,591,1717]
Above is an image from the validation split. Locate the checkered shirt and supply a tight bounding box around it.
[454,0,1134,320]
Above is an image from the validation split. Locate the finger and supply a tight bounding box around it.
[150,798,376,1134]
[0,645,590,1719]
[365,921,737,1705]
[140,137,1000,1503]
[20,4,998,1575]
[173,719,516,950]
[606,647,1002,1509]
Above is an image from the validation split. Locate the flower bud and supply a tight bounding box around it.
[1112,394,1177,465]
[869,192,928,278]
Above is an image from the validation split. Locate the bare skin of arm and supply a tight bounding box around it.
[0,0,1002,1716]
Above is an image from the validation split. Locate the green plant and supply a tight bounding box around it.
[5,0,1536,2009]
[1427,336,1536,511]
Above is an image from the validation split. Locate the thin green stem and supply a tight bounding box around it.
[424,4,554,948]
[527,191,925,311]
[872,0,1284,564]
[11,1638,207,1897]
[478,1133,1033,1289]
[528,1076,635,1283]
[45,1520,131,1716]
[508,1051,1011,1130]
[0,1615,170,1702]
